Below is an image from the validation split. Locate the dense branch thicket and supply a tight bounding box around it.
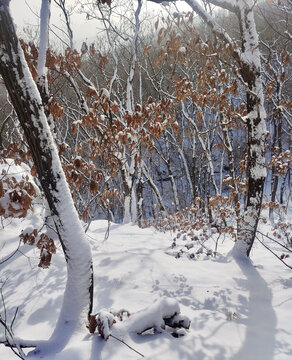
[0,0,291,250]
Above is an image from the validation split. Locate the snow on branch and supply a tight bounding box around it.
[148,0,177,3]
[0,335,38,349]
[207,0,238,13]
[184,0,242,63]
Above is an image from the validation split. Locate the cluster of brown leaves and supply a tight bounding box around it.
[20,228,56,268]
[150,196,236,239]
[261,201,287,212]
[88,309,130,339]
[145,196,240,260]
[20,40,38,79]
[154,12,197,68]
[0,170,37,219]
[1,143,31,166]
[20,41,64,120]
[62,156,96,192]
[222,175,247,196]
[151,209,218,260]
[81,43,109,69]
[272,220,292,252]
[82,188,120,221]
[67,91,179,221]
[267,149,291,176]
[46,98,64,119]
[46,47,82,73]
[0,156,57,268]
[154,15,246,140]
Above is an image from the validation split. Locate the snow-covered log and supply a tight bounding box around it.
[125,297,190,335]
[90,298,190,341]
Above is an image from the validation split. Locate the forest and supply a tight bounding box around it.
[0,0,291,359]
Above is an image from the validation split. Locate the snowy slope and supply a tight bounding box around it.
[0,214,292,359]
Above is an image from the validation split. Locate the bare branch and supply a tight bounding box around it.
[184,0,242,63]
[206,0,238,13]
[256,230,292,253]
[0,240,21,265]
[256,235,292,270]
[54,0,74,48]
[110,334,144,358]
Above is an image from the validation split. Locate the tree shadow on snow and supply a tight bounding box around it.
[88,334,104,360]
[230,255,277,360]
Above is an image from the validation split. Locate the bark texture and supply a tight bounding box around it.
[0,0,93,334]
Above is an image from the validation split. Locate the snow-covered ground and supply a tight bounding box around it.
[0,212,292,359]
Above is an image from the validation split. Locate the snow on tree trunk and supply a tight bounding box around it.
[123,193,132,224]
[232,2,267,258]
[136,160,144,226]
[184,0,267,257]
[0,1,93,341]
[121,164,137,224]
[126,0,142,113]
[37,0,50,78]
[121,0,142,224]
[36,0,51,109]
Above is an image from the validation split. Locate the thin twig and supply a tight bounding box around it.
[0,282,7,327]
[0,240,22,265]
[256,235,292,270]
[103,217,111,242]
[10,307,19,330]
[110,334,144,358]
[0,286,26,359]
[256,230,292,253]
[0,327,27,359]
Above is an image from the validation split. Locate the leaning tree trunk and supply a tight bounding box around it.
[0,0,93,342]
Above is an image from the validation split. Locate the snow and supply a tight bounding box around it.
[0,212,292,359]
[100,88,110,100]
[179,46,186,54]
[0,159,35,184]
[37,0,50,77]
[124,297,180,334]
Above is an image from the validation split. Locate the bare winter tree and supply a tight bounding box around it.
[0,0,93,352]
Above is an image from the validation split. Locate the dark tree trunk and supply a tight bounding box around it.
[0,0,93,335]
